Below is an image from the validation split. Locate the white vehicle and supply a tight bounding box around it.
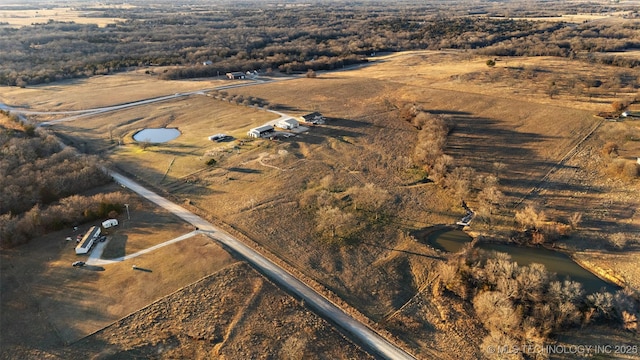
[102,219,119,228]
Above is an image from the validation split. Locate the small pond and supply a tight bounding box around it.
[133,128,181,143]
[425,228,473,253]
[424,229,619,294]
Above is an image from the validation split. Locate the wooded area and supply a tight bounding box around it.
[0,1,638,86]
[0,112,123,248]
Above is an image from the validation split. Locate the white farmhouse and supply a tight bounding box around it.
[276,118,299,130]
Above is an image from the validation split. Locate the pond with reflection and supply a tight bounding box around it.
[133,128,181,143]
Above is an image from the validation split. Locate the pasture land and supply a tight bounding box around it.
[52,94,278,182]
[65,262,371,360]
[3,50,639,358]
[0,5,128,28]
[0,70,227,113]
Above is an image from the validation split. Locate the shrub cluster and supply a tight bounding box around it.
[440,251,639,358]
[300,176,392,246]
[401,105,506,223]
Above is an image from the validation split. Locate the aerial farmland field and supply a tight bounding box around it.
[1,1,640,359]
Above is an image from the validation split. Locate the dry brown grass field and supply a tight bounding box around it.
[507,13,627,23]
[64,262,372,360]
[0,70,227,113]
[2,50,640,358]
[0,5,128,28]
[52,95,278,182]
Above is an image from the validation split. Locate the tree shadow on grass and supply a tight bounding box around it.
[327,117,372,129]
[227,167,262,174]
[269,104,301,112]
[80,265,105,271]
[132,265,152,272]
[360,241,445,260]
[428,109,472,116]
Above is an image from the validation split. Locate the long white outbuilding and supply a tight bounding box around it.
[75,226,101,254]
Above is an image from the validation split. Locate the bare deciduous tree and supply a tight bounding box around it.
[586,292,614,320]
[444,166,476,199]
[568,212,582,230]
[514,204,546,231]
[348,183,391,220]
[316,206,357,243]
[622,311,638,332]
[474,291,521,334]
[481,331,523,360]
[478,185,503,215]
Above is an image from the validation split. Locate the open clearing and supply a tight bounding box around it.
[2,50,640,358]
[0,70,228,113]
[0,5,129,28]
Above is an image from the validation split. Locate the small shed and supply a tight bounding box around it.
[226,72,246,80]
[276,118,299,130]
[301,112,325,124]
[75,226,101,254]
[102,219,119,229]
[247,125,275,138]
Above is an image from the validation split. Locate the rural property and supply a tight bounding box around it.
[1,1,640,359]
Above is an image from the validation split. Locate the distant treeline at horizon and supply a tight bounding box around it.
[0,1,638,86]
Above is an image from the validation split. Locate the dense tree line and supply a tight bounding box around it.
[1,2,638,86]
[0,112,117,248]
[0,191,130,248]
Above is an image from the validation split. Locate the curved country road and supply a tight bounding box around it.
[109,170,416,360]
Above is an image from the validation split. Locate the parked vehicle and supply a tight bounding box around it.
[208,133,230,142]
[102,219,118,228]
[72,261,85,267]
